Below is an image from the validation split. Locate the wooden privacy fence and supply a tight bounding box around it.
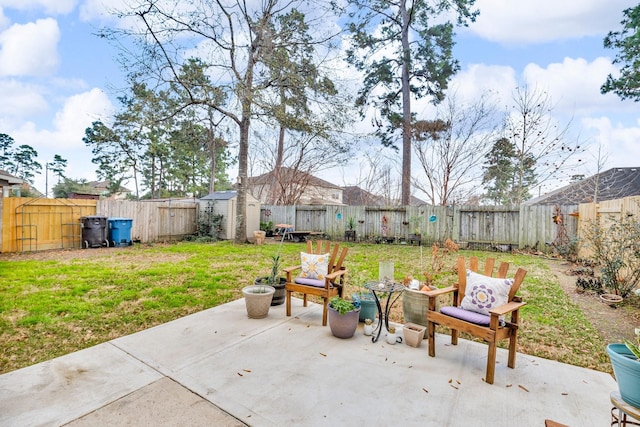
[98,199,197,243]
[1,197,97,252]
[261,203,581,252]
[4,195,638,253]
[1,198,198,253]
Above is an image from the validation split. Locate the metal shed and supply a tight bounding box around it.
[200,191,261,240]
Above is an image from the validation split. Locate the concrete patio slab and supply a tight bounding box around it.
[66,378,245,427]
[0,342,162,426]
[0,298,619,426]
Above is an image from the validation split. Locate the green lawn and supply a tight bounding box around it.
[0,240,611,374]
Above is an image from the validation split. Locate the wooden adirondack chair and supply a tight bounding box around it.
[425,256,527,384]
[284,240,348,326]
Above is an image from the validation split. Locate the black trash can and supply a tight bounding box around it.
[107,218,133,247]
[81,215,108,248]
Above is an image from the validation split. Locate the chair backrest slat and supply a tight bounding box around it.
[497,262,509,278]
[306,240,348,276]
[508,268,527,301]
[457,256,521,304]
[483,258,495,276]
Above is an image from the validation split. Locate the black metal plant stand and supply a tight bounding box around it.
[364,281,405,343]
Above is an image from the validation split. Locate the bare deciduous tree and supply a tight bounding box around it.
[413,94,499,205]
[503,85,583,203]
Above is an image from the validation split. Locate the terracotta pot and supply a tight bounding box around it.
[600,293,623,305]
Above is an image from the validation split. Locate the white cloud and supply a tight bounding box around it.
[8,88,114,191]
[78,0,126,22]
[0,18,60,76]
[0,0,76,15]
[582,117,640,169]
[522,56,631,115]
[449,63,517,104]
[52,88,114,148]
[470,0,638,44]
[0,79,48,117]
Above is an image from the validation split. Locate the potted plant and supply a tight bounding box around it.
[402,239,459,337]
[403,322,427,347]
[254,233,287,306]
[607,332,640,408]
[242,281,275,319]
[363,318,374,336]
[244,234,286,317]
[350,269,377,323]
[345,216,357,241]
[328,296,361,339]
[385,325,399,345]
[260,221,274,237]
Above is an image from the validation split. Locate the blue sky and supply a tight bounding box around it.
[1,0,639,198]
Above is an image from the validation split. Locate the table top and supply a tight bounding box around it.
[364,281,405,293]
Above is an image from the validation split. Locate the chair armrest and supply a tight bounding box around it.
[284,265,301,281]
[489,301,526,317]
[423,286,456,298]
[326,268,347,281]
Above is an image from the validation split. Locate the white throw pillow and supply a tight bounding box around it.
[460,270,513,316]
[300,252,330,280]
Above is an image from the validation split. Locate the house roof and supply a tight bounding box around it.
[247,167,341,189]
[342,186,385,206]
[525,167,640,205]
[0,169,23,186]
[88,181,132,194]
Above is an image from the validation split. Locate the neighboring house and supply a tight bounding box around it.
[342,186,385,206]
[342,186,427,206]
[526,167,640,205]
[0,170,24,197]
[87,181,132,200]
[247,167,344,205]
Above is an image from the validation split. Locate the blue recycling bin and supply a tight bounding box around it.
[107,218,133,247]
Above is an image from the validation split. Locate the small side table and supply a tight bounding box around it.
[611,391,640,426]
[364,281,405,343]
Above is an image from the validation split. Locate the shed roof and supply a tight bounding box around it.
[201,191,238,201]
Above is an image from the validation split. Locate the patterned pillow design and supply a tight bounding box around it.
[300,252,330,280]
[460,270,513,316]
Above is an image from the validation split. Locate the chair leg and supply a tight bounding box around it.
[428,320,436,357]
[486,341,497,384]
[321,298,328,326]
[303,294,308,307]
[508,333,518,369]
[451,329,458,345]
[286,290,292,317]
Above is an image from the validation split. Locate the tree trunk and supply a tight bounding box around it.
[400,0,412,206]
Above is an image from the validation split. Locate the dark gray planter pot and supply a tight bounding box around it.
[328,306,361,339]
[255,277,286,306]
